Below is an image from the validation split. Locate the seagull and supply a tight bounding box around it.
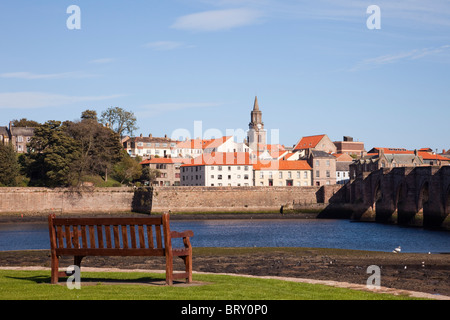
[393,246,401,253]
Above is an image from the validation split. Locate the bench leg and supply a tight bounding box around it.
[50,254,59,284]
[165,254,173,286]
[182,255,192,283]
[74,256,84,269]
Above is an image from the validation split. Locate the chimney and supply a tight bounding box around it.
[164,134,168,139]
[414,149,418,156]
[140,133,143,138]
[149,133,152,138]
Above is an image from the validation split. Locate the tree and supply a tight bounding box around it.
[0,143,20,186]
[140,165,161,186]
[100,107,138,138]
[24,121,81,187]
[64,113,123,184]
[11,118,40,127]
[80,109,98,121]
[112,152,143,185]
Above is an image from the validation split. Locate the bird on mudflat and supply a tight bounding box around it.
[393,246,401,253]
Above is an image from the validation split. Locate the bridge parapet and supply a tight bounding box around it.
[347,165,450,228]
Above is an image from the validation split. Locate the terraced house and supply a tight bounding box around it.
[253,160,312,186]
[180,152,253,186]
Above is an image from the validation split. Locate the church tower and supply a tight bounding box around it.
[247,96,266,150]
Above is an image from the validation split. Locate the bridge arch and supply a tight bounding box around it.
[445,185,450,215]
[394,182,405,218]
[417,181,429,214]
[372,180,382,211]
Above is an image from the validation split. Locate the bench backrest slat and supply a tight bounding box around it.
[49,216,168,253]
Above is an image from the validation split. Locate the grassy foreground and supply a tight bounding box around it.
[0,269,421,300]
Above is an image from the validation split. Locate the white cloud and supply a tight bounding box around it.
[0,92,124,109]
[0,71,98,80]
[350,45,450,71]
[171,8,263,32]
[144,41,185,51]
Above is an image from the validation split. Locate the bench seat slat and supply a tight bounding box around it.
[55,248,165,256]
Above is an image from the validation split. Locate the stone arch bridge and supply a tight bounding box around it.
[338,166,450,228]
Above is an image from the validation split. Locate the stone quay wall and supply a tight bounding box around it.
[0,185,343,215]
[0,187,135,215]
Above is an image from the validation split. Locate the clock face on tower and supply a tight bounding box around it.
[257,123,261,129]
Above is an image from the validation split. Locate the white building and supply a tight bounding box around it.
[253,160,312,186]
[180,152,253,186]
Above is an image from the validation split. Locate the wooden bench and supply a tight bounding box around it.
[48,213,193,285]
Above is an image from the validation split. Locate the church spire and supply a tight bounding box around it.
[253,96,259,111]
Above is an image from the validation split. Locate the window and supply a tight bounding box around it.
[315,160,319,167]
[218,166,222,171]
[316,171,320,178]
[244,174,249,180]
[326,170,330,178]
[304,171,308,178]
[244,166,249,171]
[260,172,264,178]
[137,142,143,147]
[162,143,167,147]
[211,175,214,179]
[297,172,300,178]
[288,172,292,179]
[218,175,222,180]
[155,143,160,147]
[326,160,330,167]
[279,172,283,179]
[228,166,231,171]
[211,166,214,170]
[228,175,231,180]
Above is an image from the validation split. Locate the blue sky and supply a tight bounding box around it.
[0,0,449,151]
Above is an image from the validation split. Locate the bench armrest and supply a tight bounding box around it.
[170,230,194,239]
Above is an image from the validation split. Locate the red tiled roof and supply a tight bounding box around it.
[181,152,252,167]
[418,152,450,161]
[371,147,413,154]
[253,160,311,171]
[140,158,191,165]
[293,135,326,150]
[175,136,232,150]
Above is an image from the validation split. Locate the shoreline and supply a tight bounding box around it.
[1,247,449,297]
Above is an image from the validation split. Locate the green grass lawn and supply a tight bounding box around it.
[0,269,422,300]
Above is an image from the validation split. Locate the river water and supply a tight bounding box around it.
[0,219,449,253]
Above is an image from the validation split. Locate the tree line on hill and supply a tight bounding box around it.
[0,107,159,188]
